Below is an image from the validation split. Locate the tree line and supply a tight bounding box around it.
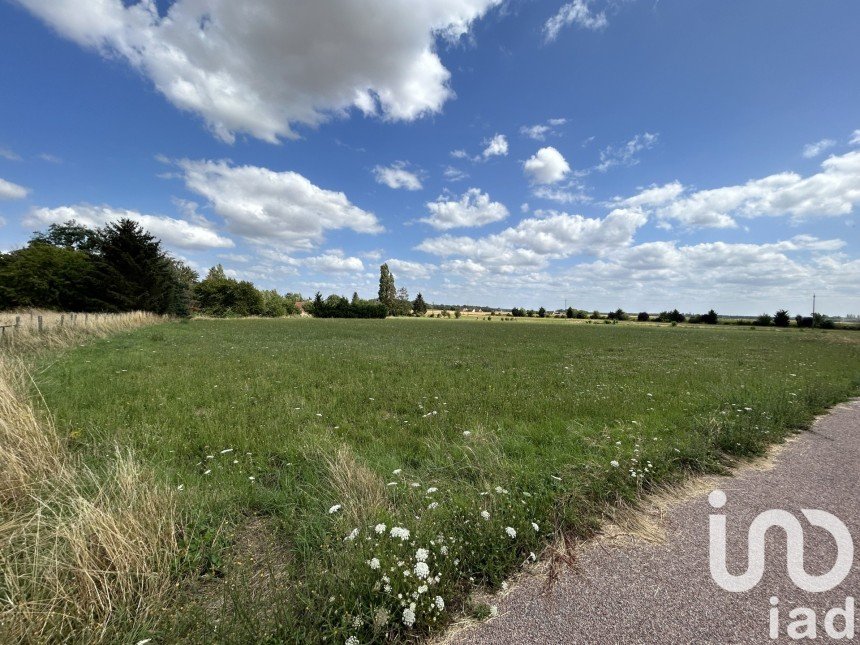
[0,219,300,317]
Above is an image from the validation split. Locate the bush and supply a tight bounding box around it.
[538,307,546,318]
[637,312,649,322]
[657,309,685,323]
[754,313,773,327]
[607,308,628,321]
[774,309,790,327]
[308,292,387,318]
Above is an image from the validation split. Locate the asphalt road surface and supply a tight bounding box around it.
[448,399,860,644]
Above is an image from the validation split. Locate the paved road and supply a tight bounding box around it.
[448,399,860,644]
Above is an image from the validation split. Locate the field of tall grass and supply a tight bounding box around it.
[4,317,859,642]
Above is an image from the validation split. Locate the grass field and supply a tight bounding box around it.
[28,318,860,642]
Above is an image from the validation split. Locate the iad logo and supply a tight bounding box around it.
[708,489,856,640]
[708,489,854,593]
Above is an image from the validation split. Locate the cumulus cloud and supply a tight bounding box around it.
[417,207,646,271]
[17,0,502,143]
[373,162,423,190]
[523,147,571,184]
[544,1,608,42]
[802,139,836,158]
[385,258,436,280]
[304,252,364,273]
[421,188,509,230]
[849,130,860,145]
[648,150,860,228]
[25,204,234,249]
[0,177,29,200]
[596,132,658,172]
[614,181,684,208]
[482,134,508,158]
[178,159,382,249]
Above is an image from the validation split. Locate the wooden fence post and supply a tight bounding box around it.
[38,315,43,332]
[15,315,20,329]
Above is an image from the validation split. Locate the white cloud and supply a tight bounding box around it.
[25,204,234,249]
[385,258,436,280]
[373,162,423,190]
[544,1,608,42]
[0,177,29,200]
[523,147,570,184]
[17,0,502,143]
[849,130,860,145]
[532,182,590,204]
[422,188,509,230]
[615,181,684,208]
[450,149,469,159]
[520,118,567,141]
[38,153,62,164]
[305,252,364,273]
[481,134,508,158]
[178,159,382,249]
[596,132,658,172]
[442,166,469,182]
[651,150,860,228]
[0,147,21,161]
[417,207,646,271]
[218,253,251,263]
[802,139,836,158]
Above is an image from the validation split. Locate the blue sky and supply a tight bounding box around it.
[1,0,858,315]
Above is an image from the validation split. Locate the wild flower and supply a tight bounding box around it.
[427,501,439,510]
[346,636,359,645]
[345,528,359,541]
[369,557,380,569]
[426,487,438,494]
[402,605,416,627]
[390,526,410,541]
[505,527,517,539]
[531,522,539,531]
[610,460,620,467]
[374,608,390,627]
[417,584,428,594]
[374,523,387,534]
[489,605,499,618]
[352,616,362,628]
[415,548,429,562]
[329,504,342,514]
[203,469,211,475]
[529,551,536,561]
[414,561,430,579]
[440,545,448,555]
[393,468,402,474]
[220,448,233,454]
[434,596,445,611]
[481,510,490,520]
[463,431,472,437]
[494,486,508,494]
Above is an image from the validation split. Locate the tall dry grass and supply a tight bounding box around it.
[0,310,163,355]
[0,312,177,643]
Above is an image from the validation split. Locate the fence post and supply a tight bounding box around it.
[60,314,64,327]
[38,315,43,332]
[15,315,20,329]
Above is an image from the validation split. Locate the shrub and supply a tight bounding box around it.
[754,313,773,326]
[538,307,546,318]
[774,309,790,327]
[308,292,387,318]
[566,307,575,319]
[637,312,649,322]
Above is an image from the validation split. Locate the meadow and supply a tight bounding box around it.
[16,318,860,642]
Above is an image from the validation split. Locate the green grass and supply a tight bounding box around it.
[33,318,860,642]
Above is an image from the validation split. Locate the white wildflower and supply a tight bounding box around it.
[417,584,428,594]
[390,526,410,541]
[415,548,429,562]
[345,528,359,541]
[434,595,445,611]
[480,510,490,521]
[402,606,416,627]
[463,431,472,437]
[505,527,517,539]
[426,487,438,494]
[393,468,402,475]
[369,557,381,570]
[414,561,430,579]
[203,469,211,475]
[427,501,439,510]
[531,522,539,531]
[374,523,387,534]
[489,605,499,617]
[329,504,342,514]
[440,545,448,556]
[346,636,359,645]
[610,460,620,468]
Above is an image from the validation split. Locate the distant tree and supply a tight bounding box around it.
[194,264,263,317]
[813,312,835,329]
[754,313,773,326]
[774,309,791,327]
[607,308,628,321]
[510,307,525,317]
[397,286,409,302]
[657,309,686,323]
[590,310,601,320]
[352,291,360,305]
[538,306,547,318]
[527,310,535,317]
[412,293,428,315]
[378,263,397,313]
[637,311,650,322]
[702,309,718,325]
[454,309,462,319]
[566,306,575,319]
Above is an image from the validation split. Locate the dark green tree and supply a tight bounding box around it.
[637,311,649,322]
[538,307,547,318]
[412,293,428,315]
[774,309,790,327]
[566,306,574,319]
